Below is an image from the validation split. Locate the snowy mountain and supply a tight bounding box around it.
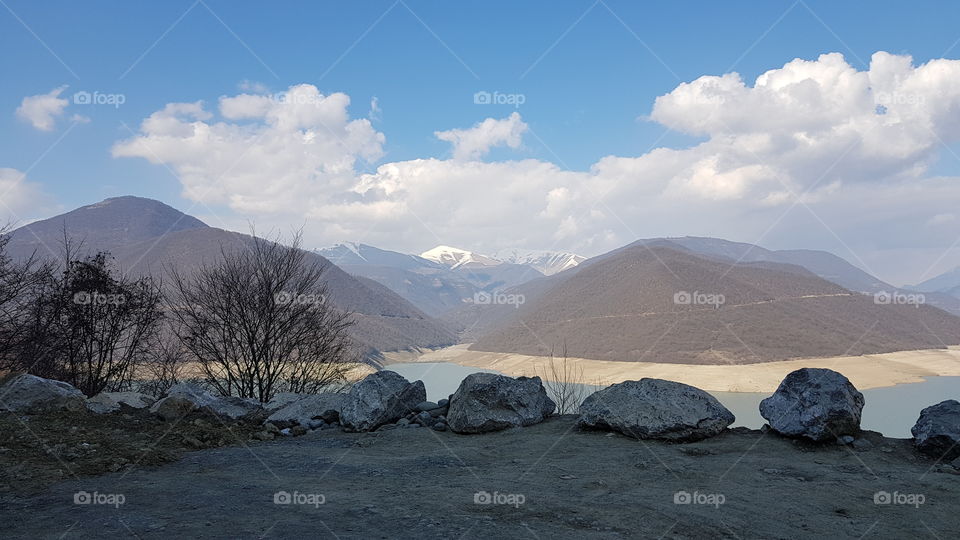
[494,248,586,276]
[420,245,502,269]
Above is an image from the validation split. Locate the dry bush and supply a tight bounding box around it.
[169,229,356,402]
[537,343,589,415]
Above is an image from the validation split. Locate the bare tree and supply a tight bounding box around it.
[0,226,52,371]
[137,326,189,396]
[537,342,589,415]
[169,230,355,402]
[5,234,164,395]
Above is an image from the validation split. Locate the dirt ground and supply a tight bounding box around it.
[0,408,265,494]
[1,415,958,539]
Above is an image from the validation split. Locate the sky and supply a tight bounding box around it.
[3,0,960,286]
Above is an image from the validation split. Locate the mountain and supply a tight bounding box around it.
[493,248,585,276]
[316,243,478,318]
[908,267,960,297]
[6,197,456,356]
[469,245,960,364]
[632,237,893,294]
[420,245,501,269]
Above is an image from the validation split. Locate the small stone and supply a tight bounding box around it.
[182,436,204,449]
[264,422,281,434]
[290,426,308,437]
[416,401,439,412]
[279,428,291,436]
[837,435,855,445]
[432,422,447,432]
[852,438,873,451]
[396,418,411,426]
[407,423,421,429]
[437,399,449,408]
[251,431,274,441]
[307,419,326,430]
[415,411,434,427]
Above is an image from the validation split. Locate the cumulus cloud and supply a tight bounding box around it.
[112,84,385,214]
[16,86,70,131]
[113,53,960,284]
[0,168,50,222]
[434,112,527,160]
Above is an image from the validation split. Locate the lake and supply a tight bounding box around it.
[386,362,959,438]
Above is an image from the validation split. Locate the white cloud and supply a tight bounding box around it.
[0,168,50,223]
[112,53,960,284]
[112,84,385,214]
[434,112,528,160]
[16,86,69,131]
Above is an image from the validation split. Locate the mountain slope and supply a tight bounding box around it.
[470,246,960,364]
[420,245,501,269]
[7,197,456,355]
[908,266,960,297]
[493,248,585,276]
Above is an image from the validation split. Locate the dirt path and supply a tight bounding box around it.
[1,417,958,539]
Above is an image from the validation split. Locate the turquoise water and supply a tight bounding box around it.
[386,362,959,438]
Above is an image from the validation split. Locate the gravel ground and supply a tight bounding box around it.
[1,416,958,539]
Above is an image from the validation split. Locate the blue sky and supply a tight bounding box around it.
[4,1,960,284]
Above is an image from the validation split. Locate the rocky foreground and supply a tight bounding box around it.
[1,369,958,538]
[0,417,958,539]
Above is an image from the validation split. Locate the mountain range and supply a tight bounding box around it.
[4,197,457,357]
[6,196,960,364]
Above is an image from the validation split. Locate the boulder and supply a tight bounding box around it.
[0,374,87,414]
[912,400,960,461]
[446,373,555,434]
[339,371,426,432]
[149,383,262,421]
[86,392,156,414]
[577,378,734,442]
[759,368,864,442]
[265,393,344,428]
[264,392,309,413]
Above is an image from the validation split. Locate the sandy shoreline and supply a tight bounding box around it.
[382,344,960,393]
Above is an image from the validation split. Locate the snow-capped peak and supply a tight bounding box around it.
[420,245,501,269]
[493,248,585,276]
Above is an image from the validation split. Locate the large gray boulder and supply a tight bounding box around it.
[264,392,310,413]
[759,368,864,442]
[0,374,87,414]
[446,373,555,434]
[340,371,426,432]
[266,393,345,428]
[912,400,960,461]
[577,379,734,442]
[86,392,156,414]
[149,383,262,421]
